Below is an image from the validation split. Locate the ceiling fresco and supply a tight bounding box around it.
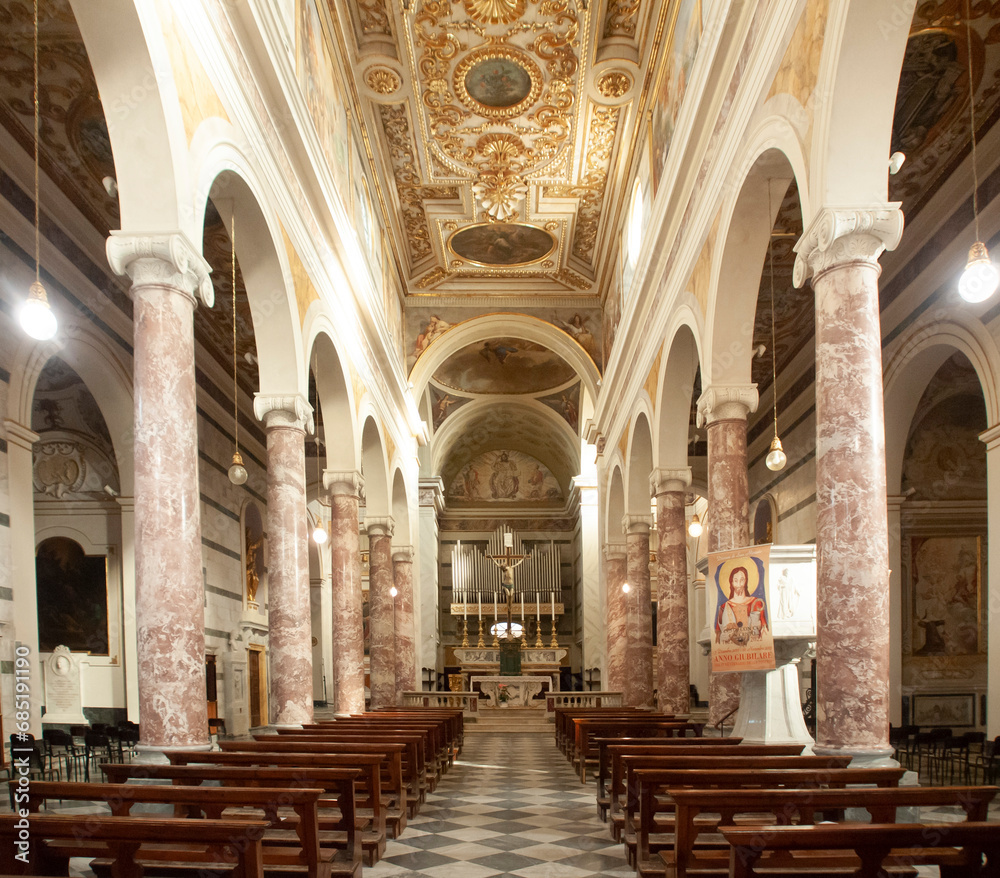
[432,336,577,394]
[447,449,564,505]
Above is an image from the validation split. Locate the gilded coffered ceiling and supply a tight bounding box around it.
[342,0,656,296]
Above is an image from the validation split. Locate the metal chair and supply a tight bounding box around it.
[83,732,113,782]
[42,729,84,782]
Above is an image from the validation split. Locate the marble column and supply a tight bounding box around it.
[651,468,692,715]
[624,515,654,707]
[367,517,395,709]
[794,206,903,758]
[255,394,314,727]
[325,471,366,714]
[980,425,1000,740]
[572,476,603,684]
[418,479,444,676]
[886,495,905,728]
[697,385,758,726]
[106,232,214,751]
[604,544,628,695]
[393,546,417,702]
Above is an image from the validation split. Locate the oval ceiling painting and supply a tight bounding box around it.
[455,48,542,118]
[449,223,555,267]
[433,338,576,394]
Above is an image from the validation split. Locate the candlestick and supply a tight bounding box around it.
[534,615,544,648]
[477,618,485,648]
[461,618,469,648]
[550,617,558,648]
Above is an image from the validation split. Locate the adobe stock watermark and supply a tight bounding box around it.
[11,643,34,864]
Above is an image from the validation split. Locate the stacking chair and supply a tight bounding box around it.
[83,732,114,782]
[972,736,1000,784]
[7,734,59,807]
[42,729,84,782]
[117,721,139,760]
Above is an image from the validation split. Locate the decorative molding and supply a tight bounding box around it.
[696,385,759,427]
[366,516,395,538]
[979,423,1000,451]
[323,470,365,497]
[3,420,40,451]
[253,393,314,433]
[650,466,692,496]
[793,206,904,287]
[364,66,401,96]
[106,232,214,307]
[604,542,627,560]
[596,70,633,99]
[622,513,652,534]
[392,545,414,563]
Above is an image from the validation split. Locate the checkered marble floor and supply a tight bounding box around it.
[366,732,634,878]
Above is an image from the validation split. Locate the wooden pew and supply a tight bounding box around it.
[162,752,389,863]
[572,719,702,781]
[365,709,465,755]
[722,821,1000,878]
[0,813,268,878]
[666,785,998,877]
[100,763,368,866]
[553,708,652,754]
[24,780,360,878]
[628,765,905,877]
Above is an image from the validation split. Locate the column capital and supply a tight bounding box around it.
[650,467,691,496]
[604,542,627,561]
[392,546,414,564]
[696,385,758,427]
[324,470,364,496]
[793,205,903,287]
[3,419,39,451]
[622,513,653,535]
[254,394,314,433]
[366,516,395,538]
[980,423,1000,450]
[106,231,214,307]
[418,477,445,511]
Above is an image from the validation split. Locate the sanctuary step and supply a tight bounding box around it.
[467,708,553,734]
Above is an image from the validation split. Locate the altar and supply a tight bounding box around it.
[472,675,550,708]
[455,646,567,689]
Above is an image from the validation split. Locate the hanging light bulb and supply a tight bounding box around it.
[621,582,630,594]
[228,211,248,485]
[765,180,786,471]
[688,513,703,538]
[390,585,398,598]
[312,522,328,544]
[19,0,56,341]
[959,2,999,303]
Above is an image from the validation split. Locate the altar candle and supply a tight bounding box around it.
[536,595,540,620]
[521,596,524,622]
[478,595,482,620]
[494,595,498,619]
[551,592,555,618]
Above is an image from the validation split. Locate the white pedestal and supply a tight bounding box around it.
[731,641,813,747]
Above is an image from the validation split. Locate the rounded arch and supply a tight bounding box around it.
[306,325,359,474]
[193,143,304,397]
[625,409,654,516]
[707,139,802,388]
[69,0,190,233]
[390,468,412,547]
[605,461,626,545]
[655,312,704,470]
[810,0,912,209]
[883,312,1000,493]
[8,325,135,495]
[361,414,390,516]
[408,313,601,405]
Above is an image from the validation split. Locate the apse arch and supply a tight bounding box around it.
[883,312,1000,494]
[625,409,654,517]
[193,147,304,398]
[655,312,703,471]
[408,313,601,405]
[706,141,800,389]
[305,324,359,474]
[69,0,191,234]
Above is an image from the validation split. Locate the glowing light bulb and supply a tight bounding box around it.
[390,586,398,597]
[765,435,787,471]
[312,525,328,544]
[959,242,999,303]
[687,514,702,538]
[622,582,630,594]
[20,281,57,340]
[227,451,248,485]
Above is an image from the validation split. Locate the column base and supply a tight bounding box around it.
[134,740,212,764]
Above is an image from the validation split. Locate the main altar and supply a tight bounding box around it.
[455,645,568,689]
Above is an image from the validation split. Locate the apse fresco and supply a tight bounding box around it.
[538,383,580,431]
[433,338,577,394]
[448,450,563,503]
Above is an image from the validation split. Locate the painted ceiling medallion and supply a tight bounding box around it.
[463,0,526,24]
[365,66,401,95]
[473,171,528,221]
[454,48,542,118]
[449,222,556,267]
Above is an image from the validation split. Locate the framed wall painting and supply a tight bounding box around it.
[35,536,110,655]
[909,535,982,656]
[912,693,976,727]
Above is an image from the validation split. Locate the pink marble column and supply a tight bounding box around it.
[367,518,395,709]
[393,547,417,703]
[325,471,365,714]
[255,395,314,727]
[605,545,627,696]
[652,468,692,715]
[794,207,903,758]
[106,233,213,751]
[698,386,758,726]
[624,516,654,707]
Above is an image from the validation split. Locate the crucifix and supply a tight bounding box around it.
[485,530,527,640]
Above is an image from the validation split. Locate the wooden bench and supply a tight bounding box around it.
[364,709,465,755]
[160,752,388,864]
[554,708,654,754]
[572,719,704,782]
[666,785,998,877]
[628,765,905,877]
[0,813,268,878]
[24,780,360,878]
[722,821,1000,877]
[101,762,368,866]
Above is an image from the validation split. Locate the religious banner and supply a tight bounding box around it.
[709,544,775,672]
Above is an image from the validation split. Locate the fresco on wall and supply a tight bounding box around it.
[448,450,563,503]
[35,536,109,655]
[910,536,982,656]
[433,338,577,395]
[538,383,580,431]
[441,517,576,532]
[430,385,472,429]
[603,276,623,367]
[405,307,602,371]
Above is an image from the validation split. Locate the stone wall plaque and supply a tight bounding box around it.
[42,645,87,724]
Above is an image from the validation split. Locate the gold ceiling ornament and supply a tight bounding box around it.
[477,133,526,170]
[472,170,528,221]
[365,66,401,95]
[544,220,560,231]
[602,0,641,38]
[378,104,434,260]
[453,47,544,119]
[416,266,450,289]
[463,0,527,24]
[596,70,633,99]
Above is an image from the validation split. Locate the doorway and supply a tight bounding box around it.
[247,645,267,727]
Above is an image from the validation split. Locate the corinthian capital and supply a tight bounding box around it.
[324,470,365,497]
[622,513,653,535]
[696,385,758,428]
[650,467,692,496]
[106,232,214,307]
[793,205,904,287]
[366,516,395,538]
[253,394,314,433]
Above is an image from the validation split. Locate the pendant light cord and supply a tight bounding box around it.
[33,0,40,284]
[232,211,239,454]
[967,0,981,242]
[768,181,779,439]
